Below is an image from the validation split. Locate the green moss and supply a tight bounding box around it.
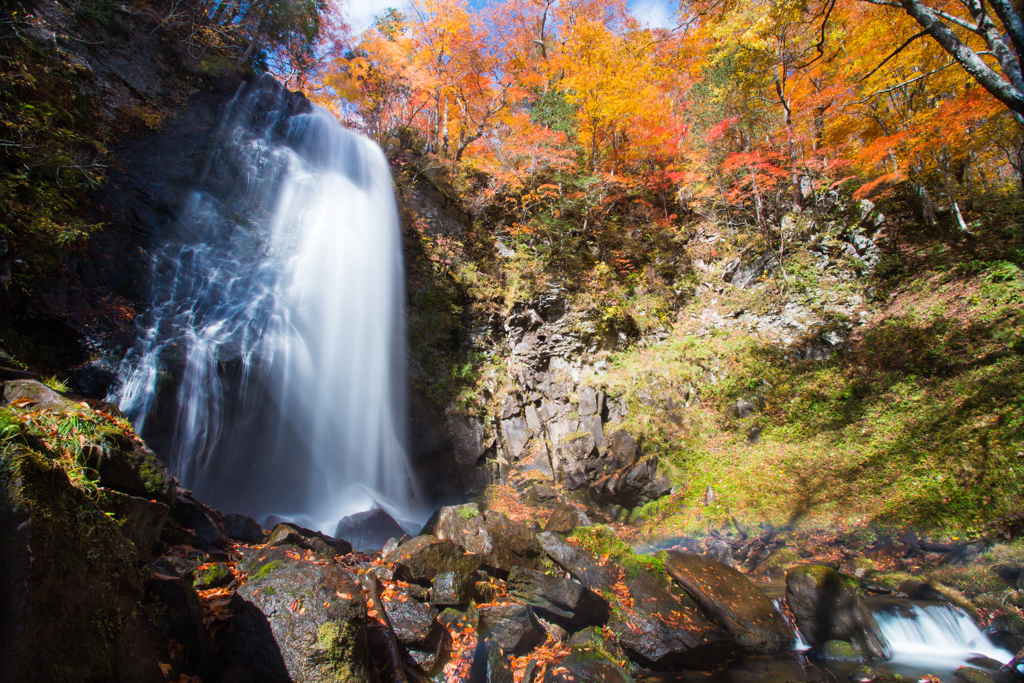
[250,560,285,582]
[316,621,366,682]
[195,563,229,586]
[458,504,480,520]
[1,440,142,678]
[262,586,277,596]
[818,639,863,662]
[570,526,665,576]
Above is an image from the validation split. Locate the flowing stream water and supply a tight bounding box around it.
[646,596,1016,683]
[117,74,421,533]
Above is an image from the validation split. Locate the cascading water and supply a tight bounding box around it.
[874,603,1013,668]
[117,74,420,533]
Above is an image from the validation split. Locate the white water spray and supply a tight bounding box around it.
[875,604,1013,668]
[118,75,420,533]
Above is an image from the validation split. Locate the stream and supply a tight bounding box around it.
[646,585,1017,683]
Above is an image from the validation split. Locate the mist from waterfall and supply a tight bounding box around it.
[117,74,421,534]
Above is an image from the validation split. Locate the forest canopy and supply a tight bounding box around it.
[294,0,1023,243]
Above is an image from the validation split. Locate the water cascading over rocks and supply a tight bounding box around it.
[118,74,420,533]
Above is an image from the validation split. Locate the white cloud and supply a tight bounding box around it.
[346,0,410,33]
[629,0,676,29]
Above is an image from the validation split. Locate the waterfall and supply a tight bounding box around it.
[875,604,1012,667]
[117,74,420,534]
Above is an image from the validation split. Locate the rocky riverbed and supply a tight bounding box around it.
[4,375,1024,682]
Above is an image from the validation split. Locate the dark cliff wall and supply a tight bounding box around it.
[0,0,247,376]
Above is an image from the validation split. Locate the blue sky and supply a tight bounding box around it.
[346,0,676,33]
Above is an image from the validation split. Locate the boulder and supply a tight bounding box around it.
[544,630,634,682]
[421,504,545,574]
[193,562,233,590]
[2,443,164,682]
[81,426,176,505]
[665,551,793,653]
[2,379,92,415]
[432,571,473,606]
[609,567,733,669]
[215,550,370,682]
[850,665,878,683]
[438,606,481,682]
[170,494,228,548]
[535,531,616,589]
[507,566,610,627]
[222,512,264,544]
[97,489,169,560]
[266,523,352,558]
[955,667,995,683]
[385,534,482,585]
[588,458,671,510]
[144,574,214,674]
[471,637,514,683]
[333,508,406,551]
[544,503,592,534]
[382,590,443,674]
[785,565,891,660]
[479,603,545,654]
[814,639,866,662]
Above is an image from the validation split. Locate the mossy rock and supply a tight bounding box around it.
[954,666,995,683]
[194,562,232,590]
[1,442,164,681]
[85,427,175,504]
[216,551,370,682]
[815,639,865,662]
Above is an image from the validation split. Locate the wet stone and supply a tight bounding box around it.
[386,534,482,585]
[507,566,609,627]
[432,571,473,607]
[664,550,793,653]
[955,666,995,683]
[222,513,264,544]
[384,594,439,647]
[478,603,544,655]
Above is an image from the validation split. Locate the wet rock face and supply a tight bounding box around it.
[171,494,228,548]
[385,534,483,585]
[218,550,370,683]
[333,508,406,552]
[664,551,793,653]
[421,503,545,575]
[266,523,353,559]
[542,649,635,683]
[785,565,891,660]
[222,512,264,544]
[382,590,444,673]
[610,568,733,670]
[507,566,610,628]
[479,603,545,655]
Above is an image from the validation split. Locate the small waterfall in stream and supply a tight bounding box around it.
[874,604,1013,668]
[117,74,420,533]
